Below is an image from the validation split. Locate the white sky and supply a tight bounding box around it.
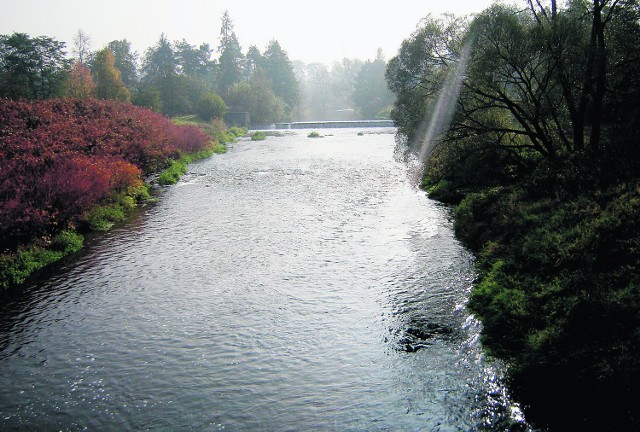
[0,0,497,64]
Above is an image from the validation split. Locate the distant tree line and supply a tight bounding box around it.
[0,11,394,124]
[294,49,394,122]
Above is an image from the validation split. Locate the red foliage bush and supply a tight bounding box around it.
[0,98,211,248]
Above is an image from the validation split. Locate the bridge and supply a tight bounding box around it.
[273,120,394,129]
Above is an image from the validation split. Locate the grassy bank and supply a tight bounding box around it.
[433,173,640,430]
[0,231,84,290]
[157,149,214,185]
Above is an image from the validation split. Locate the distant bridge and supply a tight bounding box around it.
[273,120,394,129]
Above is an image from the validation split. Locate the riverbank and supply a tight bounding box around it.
[0,99,245,291]
[424,165,640,430]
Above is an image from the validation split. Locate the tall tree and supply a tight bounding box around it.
[245,45,264,79]
[226,68,285,124]
[93,48,130,102]
[107,39,138,88]
[141,34,176,82]
[72,29,92,65]
[175,40,214,78]
[303,63,331,120]
[217,11,244,95]
[263,40,299,117]
[330,58,363,112]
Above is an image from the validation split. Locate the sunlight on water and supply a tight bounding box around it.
[0,129,530,430]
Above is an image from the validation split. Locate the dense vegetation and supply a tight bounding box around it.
[386,0,640,429]
[0,98,212,288]
[0,9,396,127]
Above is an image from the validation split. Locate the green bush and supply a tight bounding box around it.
[196,93,227,121]
[50,230,84,254]
[457,179,640,428]
[157,149,214,185]
[213,142,227,154]
[308,131,323,138]
[251,131,266,141]
[228,126,248,137]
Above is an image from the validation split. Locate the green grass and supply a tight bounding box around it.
[171,114,200,125]
[158,149,215,186]
[85,203,127,231]
[0,231,84,290]
[213,142,227,154]
[158,159,189,186]
[307,131,323,138]
[228,126,248,137]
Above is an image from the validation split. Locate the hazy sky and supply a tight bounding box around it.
[0,0,497,64]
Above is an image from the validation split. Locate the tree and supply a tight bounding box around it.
[142,34,176,82]
[72,29,92,65]
[196,92,227,121]
[386,4,640,428]
[330,58,363,116]
[107,39,138,88]
[65,61,95,98]
[175,40,214,78]
[303,63,331,120]
[217,11,244,95]
[0,32,68,100]
[245,45,264,79]
[386,14,465,144]
[93,48,130,102]
[132,84,163,112]
[352,57,394,119]
[263,40,299,117]
[226,68,285,124]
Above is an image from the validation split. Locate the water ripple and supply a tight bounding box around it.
[0,129,528,431]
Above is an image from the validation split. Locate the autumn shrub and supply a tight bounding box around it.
[0,98,210,248]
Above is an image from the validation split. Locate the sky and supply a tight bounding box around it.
[0,0,498,65]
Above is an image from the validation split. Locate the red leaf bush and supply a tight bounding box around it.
[0,98,211,248]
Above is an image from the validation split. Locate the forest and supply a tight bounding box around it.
[386,0,639,429]
[0,11,393,125]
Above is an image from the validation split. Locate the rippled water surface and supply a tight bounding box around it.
[0,129,524,430]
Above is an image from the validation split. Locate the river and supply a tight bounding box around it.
[0,128,526,430]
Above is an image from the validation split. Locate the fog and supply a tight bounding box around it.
[0,0,496,64]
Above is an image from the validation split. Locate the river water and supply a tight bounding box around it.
[0,129,526,431]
